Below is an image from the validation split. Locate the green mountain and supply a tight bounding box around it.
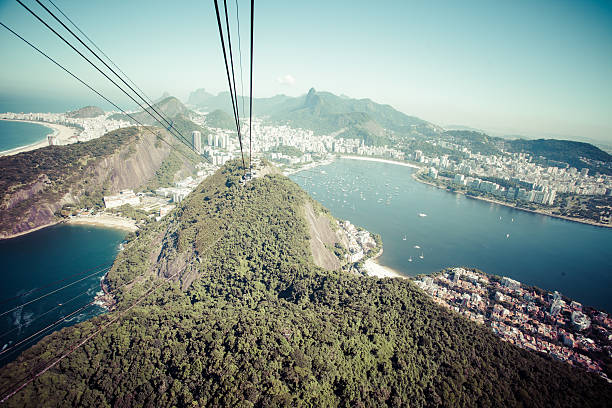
[186,88,441,146]
[0,127,201,238]
[66,105,104,118]
[205,109,235,130]
[110,96,208,141]
[506,138,612,173]
[1,161,609,407]
[443,130,612,174]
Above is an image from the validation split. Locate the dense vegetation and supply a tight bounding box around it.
[506,138,612,174]
[2,161,610,407]
[0,127,138,201]
[205,109,235,130]
[443,130,612,175]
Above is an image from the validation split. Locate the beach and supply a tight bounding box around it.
[67,214,138,232]
[0,119,79,156]
[364,258,406,279]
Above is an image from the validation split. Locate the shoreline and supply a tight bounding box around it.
[364,257,406,279]
[0,119,79,156]
[0,220,62,240]
[411,171,612,229]
[0,214,137,240]
[363,247,406,279]
[66,214,138,232]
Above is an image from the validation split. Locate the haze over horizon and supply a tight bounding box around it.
[0,0,610,143]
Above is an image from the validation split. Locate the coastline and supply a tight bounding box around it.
[363,248,406,279]
[411,171,612,229]
[66,214,138,232]
[364,257,406,279]
[0,119,79,156]
[0,214,137,240]
[0,220,62,240]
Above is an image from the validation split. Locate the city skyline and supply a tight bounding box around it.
[0,0,611,143]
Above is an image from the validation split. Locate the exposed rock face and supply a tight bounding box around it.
[303,200,349,270]
[0,129,177,239]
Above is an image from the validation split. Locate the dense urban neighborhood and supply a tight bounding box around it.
[415,268,612,381]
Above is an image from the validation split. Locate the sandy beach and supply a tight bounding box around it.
[67,214,138,232]
[0,119,79,156]
[364,258,406,279]
[340,155,421,169]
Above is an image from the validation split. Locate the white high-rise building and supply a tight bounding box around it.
[207,133,213,146]
[192,131,202,154]
[214,133,220,147]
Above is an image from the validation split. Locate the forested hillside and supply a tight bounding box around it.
[0,127,200,238]
[1,161,610,407]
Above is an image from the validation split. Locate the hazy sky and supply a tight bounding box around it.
[0,0,611,142]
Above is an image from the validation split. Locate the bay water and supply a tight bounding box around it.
[291,158,612,312]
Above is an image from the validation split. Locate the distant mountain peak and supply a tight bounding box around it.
[304,88,322,110]
[66,105,104,118]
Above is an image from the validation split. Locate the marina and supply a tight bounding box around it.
[291,158,612,312]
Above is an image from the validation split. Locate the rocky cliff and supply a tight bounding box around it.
[0,127,198,238]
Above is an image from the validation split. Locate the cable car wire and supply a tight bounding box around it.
[0,21,209,165]
[15,0,196,154]
[249,0,254,174]
[213,0,246,170]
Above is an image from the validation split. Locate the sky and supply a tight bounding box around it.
[0,0,611,143]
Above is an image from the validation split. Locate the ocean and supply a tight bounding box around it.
[290,158,612,312]
[0,120,53,152]
[0,224,126,367]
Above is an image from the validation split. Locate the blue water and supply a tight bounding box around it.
[0,224,126,367]
[0,120,53,152]
[291,159,612,312]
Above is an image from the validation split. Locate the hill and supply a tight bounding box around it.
[443,130,612,174]
[66,105,104,118]
[109,96,208,142]
[506,138,612,174]
[0,127,201,238]
[1,161,610,407]
[154,91,172,104]
[187,88,441,145]
[205,109,235,130]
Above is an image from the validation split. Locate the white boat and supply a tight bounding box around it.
[506,233,510,238]
[402,235,407,241]
[419,213,427,217]
[419,253,424,259]
[408,257,412,262]
[414,245,420,249]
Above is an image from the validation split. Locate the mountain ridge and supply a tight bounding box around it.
[0,127,201,239]
[1,160,610,406]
